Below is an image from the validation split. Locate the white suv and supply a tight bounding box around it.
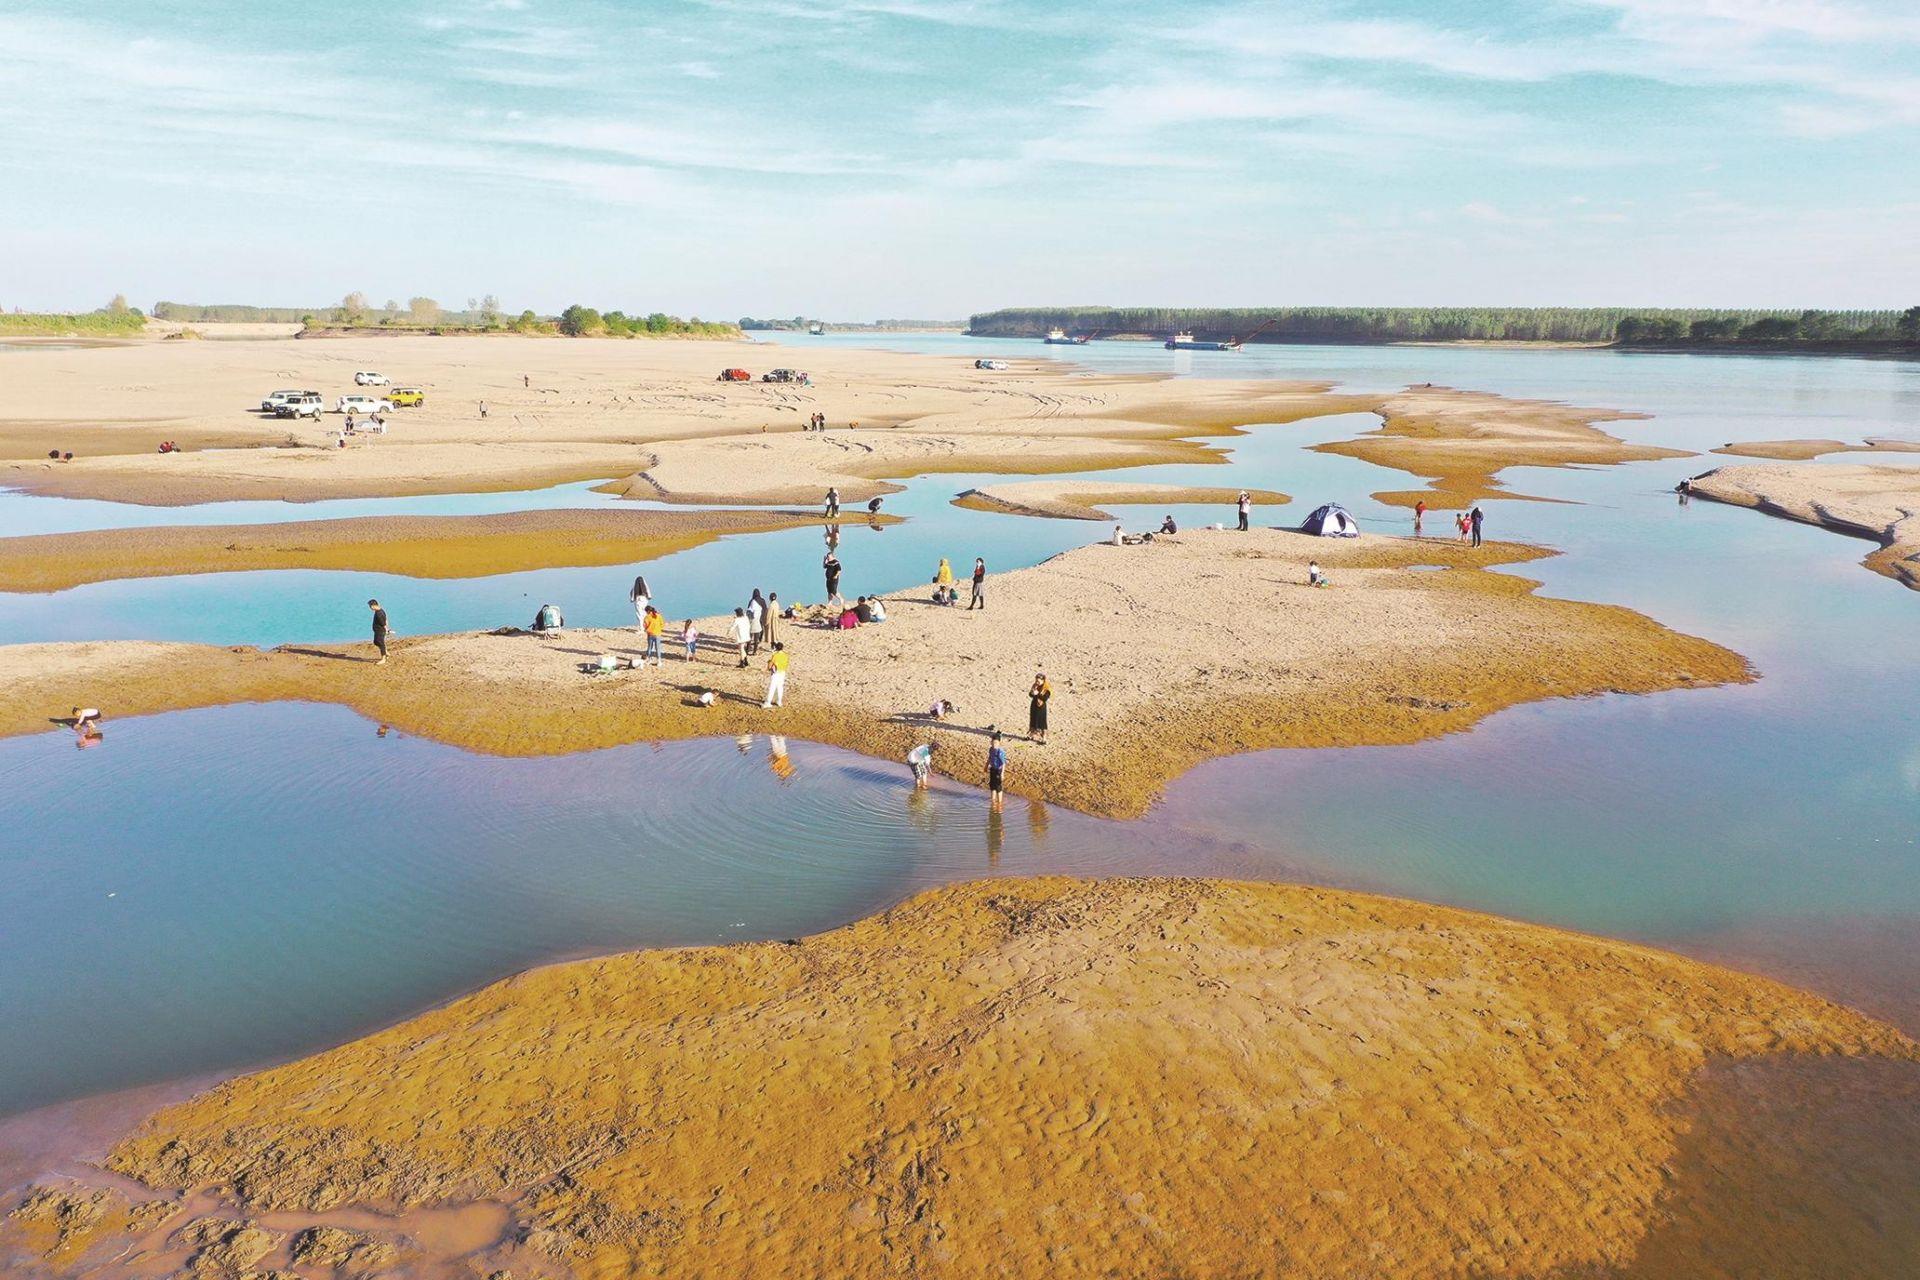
[354,371,391,386]
[261,388,319,412]
[337,394,393,415]
[275,392,325,419]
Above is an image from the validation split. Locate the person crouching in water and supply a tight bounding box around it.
[907,741,934,789]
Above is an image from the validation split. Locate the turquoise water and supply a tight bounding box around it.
[1,338,1917,1117]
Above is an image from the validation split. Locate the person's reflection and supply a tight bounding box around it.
[376,723,391,738]
[734,733,754,756]
[986,806,1004,868]
[1026,798,1050,848]
[768,734,795,783]
[905,785,940,836]
[824,523,840,550]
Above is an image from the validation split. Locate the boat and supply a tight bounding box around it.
[1043,327,1080,345]
[1165,331,1240,351]
[808,321,825,336]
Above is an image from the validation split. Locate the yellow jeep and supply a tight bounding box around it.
[389,387,425,407]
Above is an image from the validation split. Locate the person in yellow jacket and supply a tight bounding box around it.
[763,643,789,708]
[935,557,954,587]
[642,605,665,666]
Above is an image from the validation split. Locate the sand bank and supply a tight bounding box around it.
[1689,462,1920,590]
[1313,385,1687,507]
[0,337,1669,508]
[953,481,1289,521]
[599,431,1227,506]
[0,508,850,593]
[1710,437,1920,461]
[0,529,1745,818]
[8,877,1912,1278]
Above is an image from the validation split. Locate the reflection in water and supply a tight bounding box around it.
[1026,799,1050,847]
[986,808,1004,867]
[767,735,794,784]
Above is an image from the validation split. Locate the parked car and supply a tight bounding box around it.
[389,387,425,407]
[717,368,751,382]
[354,371,392,386]
[337,394,393,415]
[274,392,325,419]
[974,359,1010,370]
[260,388,319,412]
[762,368,797,383]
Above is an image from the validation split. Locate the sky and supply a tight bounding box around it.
[2,0,1917,318]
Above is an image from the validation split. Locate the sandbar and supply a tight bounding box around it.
[953,481,1289,521]
[1313,385,1687,507]
[1710,437,1920,461]
[8,876,1912,1278]
[0,529,1746,819]
[0,508,852,593]
[1689,462,1920,590]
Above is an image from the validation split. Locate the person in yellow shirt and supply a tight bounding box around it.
[642,605,665,666]
[763,642,789,708]
[935,557,954,587]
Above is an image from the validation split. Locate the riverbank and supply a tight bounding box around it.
[953,481,1289,521]
[0,508,860,593]
[6,875,1912,1278]
[1689,462,1920,590]
[1710,438,1920,461]
[0,529,1746,819]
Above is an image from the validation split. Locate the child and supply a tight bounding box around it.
[907,742,934,788]
[1309,561,1328,587]
[986,730,1007,810]
[681,618,699,661]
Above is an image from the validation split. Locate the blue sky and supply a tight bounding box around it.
[2,0,1917,317]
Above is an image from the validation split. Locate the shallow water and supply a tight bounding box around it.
[2,337,1918,1118]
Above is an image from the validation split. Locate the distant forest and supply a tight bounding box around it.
[740,317,966,331]
[969,306,1920,351]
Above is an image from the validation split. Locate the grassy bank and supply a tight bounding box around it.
[0,311,147,337]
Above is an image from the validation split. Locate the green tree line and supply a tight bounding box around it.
[969,306,1920,348]
[0,296,147,336]
[557,305,736,338]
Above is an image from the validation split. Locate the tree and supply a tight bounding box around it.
[408,296,442,324]
[105,293,131,315]
[558,304,603,336]
[479,294,502,323]
[341,292,369,323]
[1896,306,1920,342]
[383,299,399,315]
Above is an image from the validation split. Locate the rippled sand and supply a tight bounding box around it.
[6,877,1913,1278]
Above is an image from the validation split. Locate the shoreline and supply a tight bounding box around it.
[5,875,1911,1278]
[0,530,1748,820]
[952,481,1290,522]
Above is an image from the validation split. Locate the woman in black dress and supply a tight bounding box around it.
[1028,672,1051,744]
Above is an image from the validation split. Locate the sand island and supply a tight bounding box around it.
[1690,462,1920,590]
[0,528,1744,819]
[5,876,1914,1278]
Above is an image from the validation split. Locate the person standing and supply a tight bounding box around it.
[762,642,789,708]
[681,618,699,662]
[629,574,651,630]
[729,607,751,668]
[1236,490,1251,531]
[762,592,780,650]
[1469,504,1485,548]
[746,590,766,655]
[1028,672,1051,745]
[368,599,389,665]
[935,557,954,589]
[479,400,488,419]
[823,551,842,604]
[642,605,665,666]
[1414,499,1426,536]
[968,557,986,610]
[986,730,1007,810]
[824,486,840,519]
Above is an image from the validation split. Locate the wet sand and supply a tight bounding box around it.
[0,530,1746,819]
[0,508,861,592]
[1689,462,1920,590]
[952,481,1289,521]
[6,877,1912,1278]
